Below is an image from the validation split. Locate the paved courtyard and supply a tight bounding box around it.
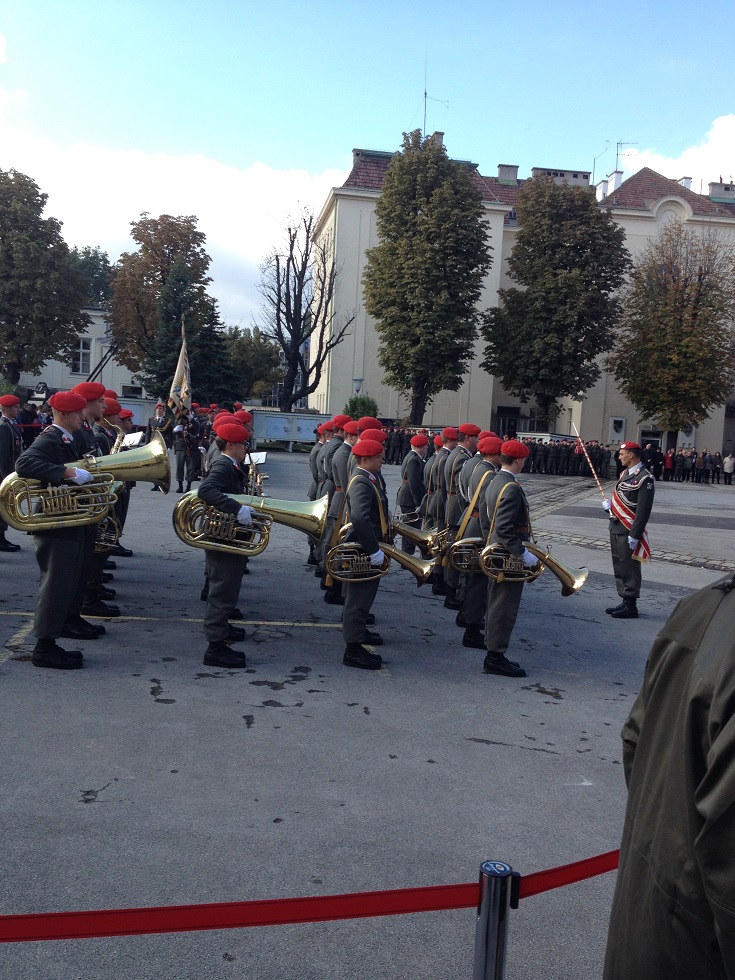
[1,452,731,979]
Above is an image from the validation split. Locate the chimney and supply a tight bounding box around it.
[596,179,609,202]
[497,164,519,184]
[607,169,623,192]
[430,131,444,148]
[708,180,735,202]
[678,177,692,190]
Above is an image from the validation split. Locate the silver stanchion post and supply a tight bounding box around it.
[472,861,518,980]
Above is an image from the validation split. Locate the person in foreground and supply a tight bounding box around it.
[197,422,255,668]
[604,573,735,979]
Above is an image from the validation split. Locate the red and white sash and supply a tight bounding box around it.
[611,488,651,562]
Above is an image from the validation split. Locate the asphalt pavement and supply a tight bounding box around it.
[1,454,731,980]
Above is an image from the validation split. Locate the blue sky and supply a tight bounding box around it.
[2,0,734,322]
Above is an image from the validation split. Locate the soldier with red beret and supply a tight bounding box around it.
[455,436,504,648]
[480,439,537,677]
[340,438,388,669]
[397,434,428,555]
[197,422,255,668]
[321,419,358,605]
[603,441,654,619]
[146,402,172,449]
[14,391,102,668]
[440,423,481,607]
[0,394,23,552]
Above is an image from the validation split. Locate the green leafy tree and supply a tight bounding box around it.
[135,259,237,404]
[223,326,282,399]
[0,168,90,384]
[68,245,113,308]
[108,213,212,371]
[481,175,630,427]
[607,220,735,431]
[362,130,492,424]
[256,210,354,412]
[344,394,380,419]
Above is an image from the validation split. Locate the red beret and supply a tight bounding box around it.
[501,439,531,459]
[0,394,20,407]
[410,434,428,448]
[216,422,249,444]
[343,420,359,436]
[49,390,87,412]
[72,381,106,402]
[478,436,503,455]
[352,438,384,458]
[442,427,458,440]
[156,401,165,408]
[118,408,134,420]
[332,414,352,429]
[433,435,443,448]
[478,430,498,441]
[357,416,381,431]
[458,422,481,437]
[104,399,122,416]
[233,402,243,410]
[360,427,387,442]
[619,442,641,452]
[209,403,218,409]
[104,389,119,399]
[211,413,233,430]
[233,410,253,424]
[322,421,334,432]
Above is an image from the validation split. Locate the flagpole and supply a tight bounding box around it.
[571,422,608,501]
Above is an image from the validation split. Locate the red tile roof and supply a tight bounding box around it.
[601,167,735,217]
[342,155,735,219]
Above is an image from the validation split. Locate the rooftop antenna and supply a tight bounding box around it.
[592,141,610,185]
[615,139,638,171]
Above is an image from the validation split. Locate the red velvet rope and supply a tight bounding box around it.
[0,850,619,943]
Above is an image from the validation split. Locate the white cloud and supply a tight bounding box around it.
[621,115,735,193]
[0,34,6,64]
[0,90,349,323]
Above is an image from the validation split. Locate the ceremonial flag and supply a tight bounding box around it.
[167,318,191,418]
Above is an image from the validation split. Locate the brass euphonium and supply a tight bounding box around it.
[327,522,436,586]
[79,430,171,493]
[479,540,588,596]
[102,418,124,454]
[447,536,486,573]
[392,513,449,559]
[172,491,328,557]
[0,430,170,533]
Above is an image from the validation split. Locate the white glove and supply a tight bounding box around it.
[71,468,94,485]
[369,549,386,567]
[602,498,612,511]
[237,506,255,526]
[173,424,183,433]
[522,548,539,568]
[199,446,206,454]
[628,537,638,550]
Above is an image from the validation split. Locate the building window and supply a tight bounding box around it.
[121,385,143,399]
[71,338,92,374]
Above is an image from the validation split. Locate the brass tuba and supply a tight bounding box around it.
[392,516,449,559]
[172,491,328,557]
[479,540,588,596]
[0,430,170,533]
[326,524,436,586]
[447,536,486,573]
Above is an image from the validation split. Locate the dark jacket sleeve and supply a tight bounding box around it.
[346,475,382,554]
[198,458,242,516]
[0,423,15,478]
[630,476,655,539]
[15,429,70,485]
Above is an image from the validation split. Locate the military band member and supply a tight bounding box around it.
[71,381,120,621]
[340,438,388,670]
[322,419,358,605]
[198,422,255,668]
[603,441,654,619]
[306,425,326,566]
[482,439,537,678]
[429,427,458,595]
[397,434,428,554]
[420,434,444,529]
[0,393,24,551]
[456,435,503,648]
[173,411,201,493]
[14,390,100,669]
[441,423,481,608]
[146,402,172,448]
